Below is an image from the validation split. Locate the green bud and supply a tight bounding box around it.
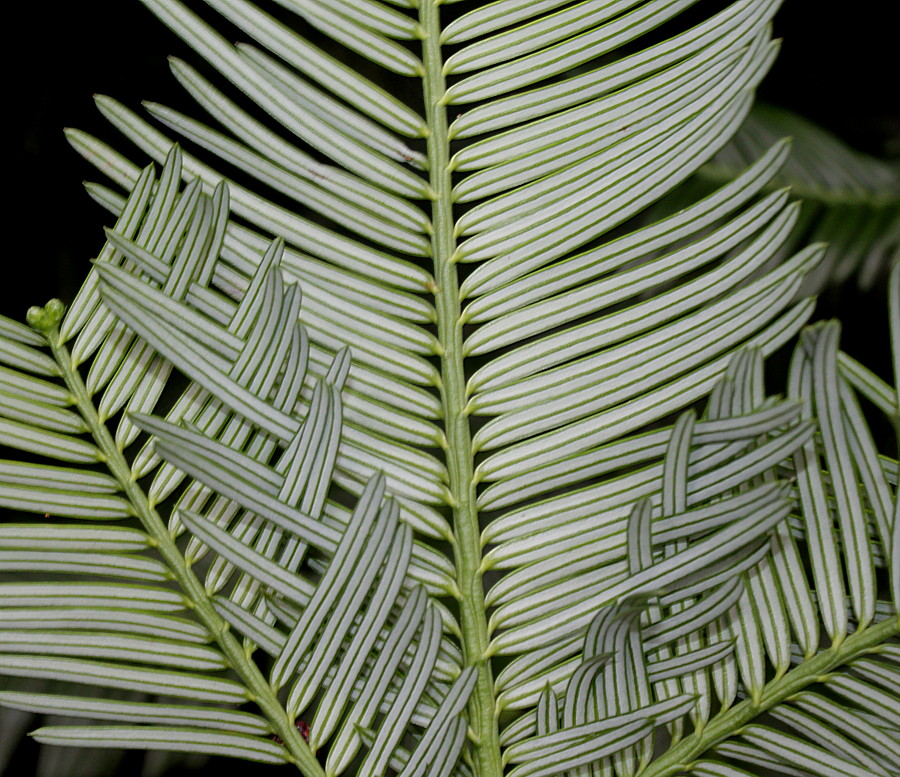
[26,299,66,333]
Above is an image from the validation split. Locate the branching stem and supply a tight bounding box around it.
[643,615,900,777]
[41,322,324,777]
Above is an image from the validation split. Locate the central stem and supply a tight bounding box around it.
[419,5,501,777]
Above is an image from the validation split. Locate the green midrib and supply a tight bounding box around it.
[419,5,502,777]
[413,10,900,777]
[644,614,900,777]
[39,321,323,776]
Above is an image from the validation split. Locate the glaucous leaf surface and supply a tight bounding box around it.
[2,2,898,777]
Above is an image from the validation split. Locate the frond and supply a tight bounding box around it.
[493,320,900,777]
[5,1,899,776]
[701,103,900,291]
[0,167,472,774]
